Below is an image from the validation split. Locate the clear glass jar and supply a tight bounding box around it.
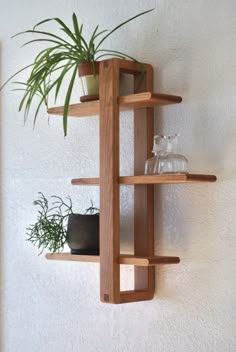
[144,135,166,174]
[145,154,158,174]
[158,134,188,174]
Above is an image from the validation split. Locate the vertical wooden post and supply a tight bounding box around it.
[99,59,154,304]
[133,65,155,297]
[99,59,120,303]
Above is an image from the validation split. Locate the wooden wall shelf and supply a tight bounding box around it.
[46,58,216,304]
[47,92,182,118]
[71,174,217,186]
[46,253,180,266]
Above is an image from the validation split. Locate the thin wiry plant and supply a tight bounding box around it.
[85,200,100,215]
[27,192,73,254]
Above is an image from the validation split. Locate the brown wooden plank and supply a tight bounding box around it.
[99,59,121,304]
[47,92,182,118]
[47,100,99,117]
[45,253,100,263]
[120,174,186,184]
[184,174,217,182]
[71,177,100,185]
[119,255,180,265]
[71,174,217,186]
[46,253,180,266]
[119,174,217,184]
[133,63,155,298]
[114,58,151,75]
[119,92,182,108]
[120,290,153,303]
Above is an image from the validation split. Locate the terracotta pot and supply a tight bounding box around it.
[78,62,100,102]
[67,213,99,255]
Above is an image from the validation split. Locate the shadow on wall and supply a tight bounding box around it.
[0,42,4,352]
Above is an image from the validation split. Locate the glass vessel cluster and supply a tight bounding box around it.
[145,134,188,175]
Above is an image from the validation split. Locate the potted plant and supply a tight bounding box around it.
[1,9,154,135]
[67,202,99,255]
[27,192,99,255]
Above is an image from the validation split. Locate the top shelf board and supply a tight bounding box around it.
[47,92,182,118]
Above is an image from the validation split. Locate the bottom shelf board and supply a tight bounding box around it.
[45,253,180,266]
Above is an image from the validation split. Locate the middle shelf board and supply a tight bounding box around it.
[71,174,217,186]
[47,92,182,118]
[45,253,180,266]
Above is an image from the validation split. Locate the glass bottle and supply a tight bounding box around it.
[158,134,188,174]
[144,135,166,174]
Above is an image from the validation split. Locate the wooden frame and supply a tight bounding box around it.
[46,58,217,304]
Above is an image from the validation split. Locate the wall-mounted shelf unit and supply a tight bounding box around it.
[47,58,216,304]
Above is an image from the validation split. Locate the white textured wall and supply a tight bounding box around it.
[1,0,236,351]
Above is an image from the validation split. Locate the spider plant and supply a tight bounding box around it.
[1,9,154,136]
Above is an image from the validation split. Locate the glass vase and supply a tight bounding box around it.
[158,134,188,174]
[144,135,166,174]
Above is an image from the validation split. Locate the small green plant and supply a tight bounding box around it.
[27,192,73,254]
[27,193,99,254]
[1,9,154,136]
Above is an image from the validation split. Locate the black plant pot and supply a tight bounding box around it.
[67,213,99,255]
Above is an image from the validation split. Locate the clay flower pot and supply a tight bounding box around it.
[78,62,100,102]
[67,213,99,255]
